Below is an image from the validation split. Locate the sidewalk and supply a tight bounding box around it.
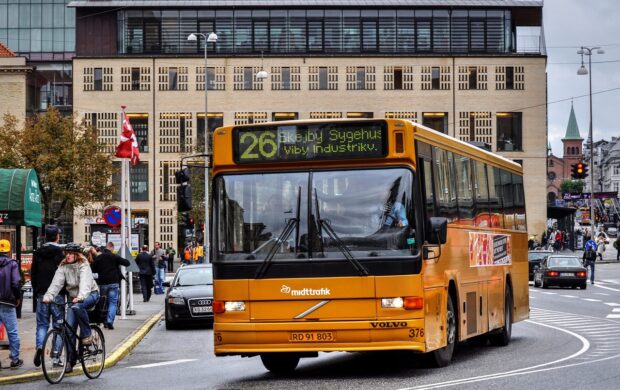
[552,238,620,263]
[0,289,166,384]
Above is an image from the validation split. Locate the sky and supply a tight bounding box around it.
[544,0,620,156]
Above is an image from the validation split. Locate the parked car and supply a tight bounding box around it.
[533,255,587,289]
[603,223,618,237]
[164,264,213,329]
[527,249,553,281]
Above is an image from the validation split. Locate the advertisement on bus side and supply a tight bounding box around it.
[468,232,512,267]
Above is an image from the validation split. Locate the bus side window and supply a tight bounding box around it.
[422,159,436,218]
[512,174,526,231]
[500,169,515,230]
[432,147,458,222]
[487,166,504,228]
[473,161,490,228]
[455,154,474,223]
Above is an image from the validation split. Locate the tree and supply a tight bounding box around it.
[560,179,584,194]
[0,108,116,223]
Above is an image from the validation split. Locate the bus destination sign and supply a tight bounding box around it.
[234,121,387,163]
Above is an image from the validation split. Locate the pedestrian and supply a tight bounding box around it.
[183,245,192,265]
[193,241,204,264]
[152,242,166,294]
[30,225,65,367]
[85,246,99,264]
[596,234,606,261]
[43,243,99,373]
[0,239,23,369]
[91,241,130,330]
[583,245,597,284]
[614,238,620,261]
[135,245,155,302]
[166,246,176,273]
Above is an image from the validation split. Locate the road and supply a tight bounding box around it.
[11,264,620,389]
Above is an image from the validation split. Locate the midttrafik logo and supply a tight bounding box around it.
[280,285,331,296]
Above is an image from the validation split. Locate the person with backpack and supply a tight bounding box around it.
[583,246,597,284]
[31,225,65,367]
[91,241,130,329]
[152,242,166,294]
[0,239,23,369]
[183,245,192,265]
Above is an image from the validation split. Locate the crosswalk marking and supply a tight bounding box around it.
[604,302,620,306]
[605,314,620,319]
[583,298,601,302]
[613,308,620,312]
[594,293,609,296]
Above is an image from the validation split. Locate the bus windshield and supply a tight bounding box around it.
[214,168,414,262]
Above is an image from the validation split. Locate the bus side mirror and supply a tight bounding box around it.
[428,217,448,245]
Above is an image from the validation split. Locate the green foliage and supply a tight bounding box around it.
[560,179,584,194]
[0,108,116,221]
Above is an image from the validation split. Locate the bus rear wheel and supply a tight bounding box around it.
[260,353,300,374]
[428,295,456,368]
[489,287,513,346]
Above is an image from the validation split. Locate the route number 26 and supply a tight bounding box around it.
[240,131,278,160]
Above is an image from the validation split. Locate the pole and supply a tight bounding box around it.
[204,37,210,263]
[120,159,127,320]
[588,51,594,230]
[127,158,134,312]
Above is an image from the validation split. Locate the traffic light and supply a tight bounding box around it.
[577,162,588,179]
[175,168,192,212]
[571,163,578,179]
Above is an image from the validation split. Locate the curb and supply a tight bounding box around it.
[0,311,163,385]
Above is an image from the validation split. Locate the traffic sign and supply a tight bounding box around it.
[103,206,122,227]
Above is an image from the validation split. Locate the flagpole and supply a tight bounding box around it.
[127,155,134,313]
[120,108,127,320]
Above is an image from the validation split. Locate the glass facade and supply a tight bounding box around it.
[0,0,75,59]
[117,8,514,55]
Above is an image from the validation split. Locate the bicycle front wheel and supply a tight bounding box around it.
[81,324,106,379]
[42,328,68,384]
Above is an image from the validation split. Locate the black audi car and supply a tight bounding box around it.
[533,255,587,289]
[527,249,553,281]
[164,264,214,329]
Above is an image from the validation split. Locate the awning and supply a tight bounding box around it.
[0,169,42,227]
[547,206,577,220]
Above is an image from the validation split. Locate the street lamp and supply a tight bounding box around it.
[577,46,604,228]
[188,31,217,262]
[256,50,269,80]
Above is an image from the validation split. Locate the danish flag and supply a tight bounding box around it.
[115,107,140,166]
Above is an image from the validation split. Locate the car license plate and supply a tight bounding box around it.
[290,332,335,342]
[560,272,574,277]
[192,306,213,313]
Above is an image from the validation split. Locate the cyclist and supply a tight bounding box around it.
[43,243,100,372]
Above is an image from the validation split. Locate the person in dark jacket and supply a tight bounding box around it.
[0,239,23,368]
[135,245,155,302]
[91,241,130,329]
[31,225,65,367]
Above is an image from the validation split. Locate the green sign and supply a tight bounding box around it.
[234,121,387,163]
[0,169,42,227]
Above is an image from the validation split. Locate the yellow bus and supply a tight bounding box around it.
[210,118,528,373]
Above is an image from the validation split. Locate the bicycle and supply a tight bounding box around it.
[41,301,106,384]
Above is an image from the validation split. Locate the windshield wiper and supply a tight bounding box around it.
[255,186,301,278]
[314,189,369,276]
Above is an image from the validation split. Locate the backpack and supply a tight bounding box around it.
[585,249,597,262]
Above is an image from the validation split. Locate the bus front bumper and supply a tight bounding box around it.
[214,319,427,356]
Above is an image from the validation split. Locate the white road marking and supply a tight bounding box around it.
[613,308,620,312]
[128,359,197,369]
[604,303,620,306]
[560,295,578,298]
[397,320,590,390]
[594,293,610,296]
[594,284,620,292]
[583,298,601,302]
[541,292,557,295]
[606,314,620,319]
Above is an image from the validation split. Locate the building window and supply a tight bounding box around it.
[458,112,492,144]
[127,114,149,153]
[281,67,291,90]
[158,113,193,153]
[614,165,620,176]
[497,112,523,151]
[468,67,478,90]
[197,113,224,152]
[196,66,225,91]
[362,18,378,52]
[270,66,300,90]
[496,66,524,90]
[234,112,268,125]
[394,67,403,90]
[310,112,342,119]
[169,67,178,90]
[319,67,328,89]
[310,66,338,90]
[234,66,263,90]
[431,67,440,89]
[347,66,375,90]
[384,66,415,90]
[94,68,103,91]
[243,67,253,90]
[356,67,365,90]
[84,112,118,153]
[423,112,448,134]
[347,112,373,119]
[506,66,514,90]
[307,19,324,52]
[160,161,180,201]
[131,68,140,91]
[272,112,298,121]
[113,161,149,201]
[385,112,418,122]
[548,159,554,167]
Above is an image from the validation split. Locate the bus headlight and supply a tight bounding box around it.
[213,301,246,313]
[382,297,404,308]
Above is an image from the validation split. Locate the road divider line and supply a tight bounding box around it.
[606,314,620,319]
[583,298,601,302]
[397,319,590,390]
[128,359,197,369]
[594,284,620,292]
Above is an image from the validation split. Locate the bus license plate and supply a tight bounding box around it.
[192,306,213,313]
[290,332,335,342]
[560,273,574,277]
